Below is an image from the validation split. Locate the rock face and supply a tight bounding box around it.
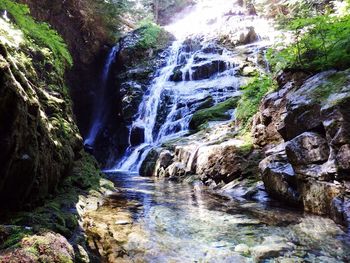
[255,69,350,225]
[93,29,174,166]
[0,15,81,208]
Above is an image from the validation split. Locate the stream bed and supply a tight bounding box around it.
[89,172,350,262]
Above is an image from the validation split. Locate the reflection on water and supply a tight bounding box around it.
[103,172,350,262]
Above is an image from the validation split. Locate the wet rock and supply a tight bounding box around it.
[169,65,183,82]
[165,162,187,178]
[286,132,330,165]
[191,60,227,80]
[140,149,161,177]
[300,180,343,215]
[154,150,174,177]
[251,235,295,262]
[260,145,301,205]
[130,126,145,146]
[239,27,258,45]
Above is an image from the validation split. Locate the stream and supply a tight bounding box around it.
[95,172,350,262]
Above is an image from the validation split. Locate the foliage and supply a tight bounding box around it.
[236,74,276,124]
[189,97,239,131]
[0,0,72,75]
[136,20,163,49]
[267,0,350,72]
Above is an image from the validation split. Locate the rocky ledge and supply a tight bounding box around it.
[254,69,350,227]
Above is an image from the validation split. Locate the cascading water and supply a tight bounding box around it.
[113,0,278,172]
[84,46,118,147]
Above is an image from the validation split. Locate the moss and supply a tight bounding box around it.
[310,71,350,104]
[0,226,32,249]
[0,0,72,75]
[5,152,106,241]
[189,97,239,131]
[135,20,173,51]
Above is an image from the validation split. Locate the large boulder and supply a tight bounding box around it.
[191,60,227,80]
[259,144,301,205]
[285,132,330,166]
[140,149,161,177]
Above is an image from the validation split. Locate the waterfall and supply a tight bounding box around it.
[84,46,118,147]
[111,1,277,173]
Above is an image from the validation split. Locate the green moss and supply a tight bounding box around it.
[0,0,72,75]
[310,71,350,103]
[0,226,32,249]
[189,97,239,131]
[6,153,105,240]
[136,21,171,50]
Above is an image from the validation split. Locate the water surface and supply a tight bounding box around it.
[102,172,350,262]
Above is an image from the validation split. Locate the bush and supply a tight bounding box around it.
[236,74,276,124]
[136,20,163,49]
[0,0,72,75]
[267,2,350,72]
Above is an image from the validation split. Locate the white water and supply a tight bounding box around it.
[112,0,278,172]
[84,46,118,146]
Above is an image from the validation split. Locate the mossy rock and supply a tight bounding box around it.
[189,97,239,131]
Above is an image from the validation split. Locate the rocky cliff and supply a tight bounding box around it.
[255,69,350,227]
[0,3,81,208]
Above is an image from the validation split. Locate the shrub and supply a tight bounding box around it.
[236,74,276,124]
[136,20,163,49]
[267,2,350,72]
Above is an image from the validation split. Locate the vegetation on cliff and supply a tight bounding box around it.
[0,0,72,75]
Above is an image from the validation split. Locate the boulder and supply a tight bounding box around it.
[285,132,330,165]
[154,150,174,177]
[300,180,343,215]
[259,145,301,205]
[0,231,75,262]
[191,60,227,80]
[239,27,258,45]
[140,149,160,177]
[169,65,183,82]
[164,162,187,178]
[336,144,350,171]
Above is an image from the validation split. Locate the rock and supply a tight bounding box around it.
[285,132,330,165]
[300,180,343,215]
[130,126,145,146]
[251,236,295,262]
[234,244,250,255]
[239,27,258,45]
[140,149,160,177]
[260,145,301,205]
[0,232,75,263]
[154,150,174,177]
[169,65,183,82]
[164,162,186,178]
[336,144,350,171]
[191,60,227,80]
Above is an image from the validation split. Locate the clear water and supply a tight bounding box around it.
[102,172,350,262]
